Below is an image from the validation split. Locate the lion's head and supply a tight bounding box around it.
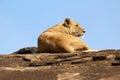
[63,18,85,37]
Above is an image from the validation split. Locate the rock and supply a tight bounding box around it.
[106,55,115,60]
[99,74,120,80]
[92,56,106,61]
[0,49,120,80]
[57,72,80,80]
[111,55,120,66]
[13,47,38,54]
[115,55,120,60]
[111,60,120,66]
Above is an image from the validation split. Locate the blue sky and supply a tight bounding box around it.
[0,0,120,54]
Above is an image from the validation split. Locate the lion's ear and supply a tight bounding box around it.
[64,18,71,27]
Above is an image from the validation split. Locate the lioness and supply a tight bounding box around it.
[38,18,91,53]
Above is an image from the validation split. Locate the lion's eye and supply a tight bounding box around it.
[76,24,78,27]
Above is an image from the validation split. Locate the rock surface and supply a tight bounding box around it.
[0,49,120,80]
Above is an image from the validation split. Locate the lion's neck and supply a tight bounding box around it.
[45,24,71,35]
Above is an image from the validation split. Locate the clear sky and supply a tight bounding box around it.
[0,0,120,54]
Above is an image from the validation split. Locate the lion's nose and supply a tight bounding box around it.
[83,30,85,33]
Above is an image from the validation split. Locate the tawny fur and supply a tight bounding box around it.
[38,18,91,53]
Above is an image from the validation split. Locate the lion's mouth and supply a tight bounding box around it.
[76,33,84,37]
[75,33,85,38]
[72,32,84,37]
[76,34,81,37]
[76,34,84,39]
